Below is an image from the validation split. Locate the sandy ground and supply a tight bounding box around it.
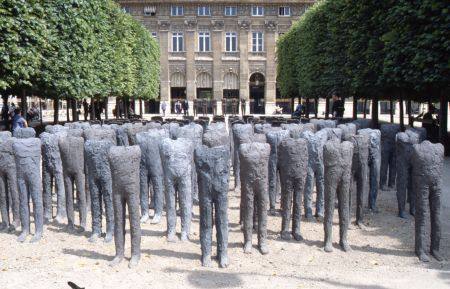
[1,158,450,289]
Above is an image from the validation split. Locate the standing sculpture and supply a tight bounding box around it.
[13,127,36,139]
[412,141,444,262]
[358,129,381,212]
[323,139,353,252]
[195,145,231,268]
[160,138,193,242]
[380,124,400,190]
[13,138,43,242]
[59,136,87,232]
[84,139,114,242]
[136,131,165,224]
[40,132,66,223]
[0,137,20,231]
[108,145,142,268]
[300,130,328,219]
[239,142,271,254]
[278,138,308,241]
[232,123,253,191]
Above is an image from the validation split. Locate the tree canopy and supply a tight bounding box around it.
[277,0,450,101]
[0,0,160,101]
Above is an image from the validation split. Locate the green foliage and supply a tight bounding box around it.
[0,0,160,100]
[277,0,449,100]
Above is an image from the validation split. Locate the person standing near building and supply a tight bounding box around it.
[183,99,189,116]
[241,98,246,116]
[11,108,28,132]
[332,93,345,118]
[161,101,167,117]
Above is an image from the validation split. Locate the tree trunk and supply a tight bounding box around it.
[90,97,95,120]
[314,97,318,118]
[124,98,129,119]
[39,97,43,125]
[139,99,143,118]
[305,98,310,119]
[363,98,368,119]
[407,100,413,127]
[389,96,394,123]
[352,96,358,120]
[53,97,59,124]
[372,96,379,128]
[399,93,405,131]
[105,98,109,120]
[21,89,27,117]
[325,96,330,119]
[440,93,448,153]
[72,99,78,121]
[66,99,70,122]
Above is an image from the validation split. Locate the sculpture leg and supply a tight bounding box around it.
[139,167,150,223]
[110,193,125,266]
[29,174,43,243]
[293,176,304,241]
[75,172,87,231]
[430,184,442,261]
[303,166,314,219]
[101,177,114,243]
[0,177,9,230]
[199,187,213,267]
[42,168,52,222]
[355,163,367,226]
[215,189,229,268]
[150,172,164,224]
[256,179,269,255]
[268,159,277,214]
[280,175,293,240]
[54,170,66,223]
[17,177,29,242]
[126,188,141,268]
[242,181,254,254]
[191,162,199,204]
[84,165,91,214]
[396,160,407,218]
[64,174,75,231]
[88,178,102,242]
[337,169,351,252]
[315,163,325,218]
[388,150,396,189]
[179,175,192,241]
[414,181,429,262]
[6,169,20,229]
[407,165,415,216]
[165,176,177,242]
[324,166,338,252]
[368,158,379,210]
[380,147,389,188]
[234,151,240,190]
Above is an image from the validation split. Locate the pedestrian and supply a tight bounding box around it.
[183,100,189,116]
[175,100,181,115]
[241,98,246,116]
[11,108,28,132]
[332,93,345,118]
[161,101,167,117]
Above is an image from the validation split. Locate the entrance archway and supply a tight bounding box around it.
[170,72,186,113]
[249,73,265,114]
[196,72,214,114]
[223,72,240,114]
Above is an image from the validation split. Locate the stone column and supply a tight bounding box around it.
[158,21,171,103]
[265,21,277,115]
[239,20,250,115]
[212,20,224,102]
[185,19,197,106]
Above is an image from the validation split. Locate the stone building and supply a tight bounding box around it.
[117,0,315,115]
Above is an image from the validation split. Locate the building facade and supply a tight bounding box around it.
[117,0,315,115]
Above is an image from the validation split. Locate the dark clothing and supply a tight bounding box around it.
[12,114,26,131]
[332,99,345,118]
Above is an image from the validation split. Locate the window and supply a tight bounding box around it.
[151,32,158,39]
[224,6,237,16]
[252,32,264,52]
[144,6,156,16]
[198,32,211,52]
[171,6,184,16]
[123,7,131,14]
[279,6,291,16]
[225,32,237,52]
[172,32,184,52]
[252,6,264,16]
[198,6,211,16]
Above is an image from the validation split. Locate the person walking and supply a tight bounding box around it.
[183,100,189,116]
[11,108,28,132]
[332,93,345,118]
[161,101,167,117]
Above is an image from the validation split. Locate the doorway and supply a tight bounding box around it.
[249,73,265,114]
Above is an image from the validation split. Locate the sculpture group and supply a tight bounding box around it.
[0,116,444,268]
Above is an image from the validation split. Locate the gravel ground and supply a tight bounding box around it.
[0,158,449,289]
